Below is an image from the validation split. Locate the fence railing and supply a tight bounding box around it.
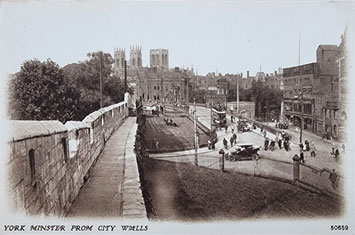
[150,151,343,197]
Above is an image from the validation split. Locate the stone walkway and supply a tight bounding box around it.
[66,117,146,218]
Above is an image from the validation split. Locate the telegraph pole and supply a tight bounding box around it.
[299,33,303,144]
[99,51,103,108]
[210,90,213,130]
[237,74,240,115]
[194,98,198,166]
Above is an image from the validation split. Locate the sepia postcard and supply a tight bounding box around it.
[0,0,354,234]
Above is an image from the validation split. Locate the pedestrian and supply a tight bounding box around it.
[300,151,305,164]
[305,140,310,151]
[264,138,269,151]
[212,140,216,150]
[263,130,267,138]
[231,126,235,134]
[225,125,228,133]
[311,149,316,157]
[232,133,237,143]
[284,140,289,151]
[269,140,275,151]
[260,127,263,135]
[299,143,304,152]
[329,169,338,189]
[334,148,339,162]
[230,136,234,147]
[208,139,212,150]
[223,138,228,149]
[278,138,282,149]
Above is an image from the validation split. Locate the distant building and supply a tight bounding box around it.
[337,31,348,141]
[206,79,229,109]
[264,71,283,90]
[137,67,191,104]
[113,47,192,107]
[281,43,340,138]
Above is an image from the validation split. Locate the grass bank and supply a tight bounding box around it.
[142,158,343,221]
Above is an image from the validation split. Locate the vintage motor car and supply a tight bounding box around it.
[237,119,251,132]
[225,143,261,161]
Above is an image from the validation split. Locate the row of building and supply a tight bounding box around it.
[281,33,348,141]
[112,31,348,140]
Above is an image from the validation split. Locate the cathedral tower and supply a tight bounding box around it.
[114,48,126,71]
[130,45,142,68]
[150,49,169,70]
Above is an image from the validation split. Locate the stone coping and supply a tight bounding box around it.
[8,120,67,142]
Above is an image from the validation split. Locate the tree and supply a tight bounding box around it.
[8,59,81,123]
[189,88,206,103]
[228,79,283,121]
[63,51,130,120]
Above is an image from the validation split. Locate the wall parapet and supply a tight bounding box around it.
[7,101,129,216]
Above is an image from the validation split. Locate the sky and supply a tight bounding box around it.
[0,0,354,78]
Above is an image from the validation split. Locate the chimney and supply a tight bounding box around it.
[247,71,250,78]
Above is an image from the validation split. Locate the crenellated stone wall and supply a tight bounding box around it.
[7,101,129,216]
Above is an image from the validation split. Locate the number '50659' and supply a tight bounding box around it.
[330,225,348,230]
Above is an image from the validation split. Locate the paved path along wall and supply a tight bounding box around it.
[6,101,147,217]
[66,117,147,218]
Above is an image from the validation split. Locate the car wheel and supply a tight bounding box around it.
[252,153,259,160]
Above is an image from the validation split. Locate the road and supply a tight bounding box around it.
[188,106,343,173]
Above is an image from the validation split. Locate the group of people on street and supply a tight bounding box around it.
[263,131,291,152]
[221,124,239,149]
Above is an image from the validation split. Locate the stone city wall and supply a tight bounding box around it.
[7,101,128,216]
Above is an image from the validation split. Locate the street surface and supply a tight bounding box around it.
[157,106,344,175]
